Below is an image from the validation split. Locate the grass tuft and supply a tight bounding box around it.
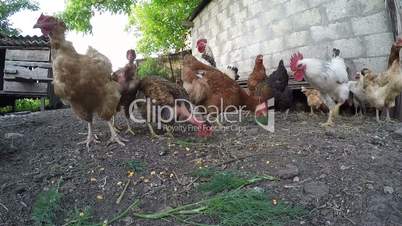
[31,182,63,226]
[206,190,305,226]
[126,160,146,173]
[64,207,97,226]
[132,190,305,226]
[193,168,276,194]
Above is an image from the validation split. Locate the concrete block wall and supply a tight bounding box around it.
[191,0,394,79]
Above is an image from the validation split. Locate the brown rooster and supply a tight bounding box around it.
[34,14,125,147]
[135,75,212,138]
[111,49,140,134]
[182,55,267,117]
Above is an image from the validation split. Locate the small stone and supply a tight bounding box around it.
[253,186,264,193]
[293,176,300,182]
[159,150,168,156]
[304,182,329,198]
[367,184,374,190]
[384,186,394,194]
[122,216,134,226]
[340,165,350,170]
[277,164,299,179]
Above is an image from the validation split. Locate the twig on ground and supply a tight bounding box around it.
[0,202,8,211]
[116,179,131,204]
[343,215,356,225]
[99,176,107,190]
[173,171,187,186]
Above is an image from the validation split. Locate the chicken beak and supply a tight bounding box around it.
[33,23,40,29]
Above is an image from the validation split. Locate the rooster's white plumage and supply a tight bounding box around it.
[290,49,349,126]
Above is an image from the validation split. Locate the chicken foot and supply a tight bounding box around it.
[107,121,128,146]
[284,109,290,120]
[147,123,160,138]
[124,117,136,135]
[321,103,342,127]
[78,122,100,148]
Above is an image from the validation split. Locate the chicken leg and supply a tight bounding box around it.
[284,109,290,120]
[164,125,174,138]
[125,117,136,135]
[78,122,100,148]
[112,116,123,132]
[147,123,160,138]
[107,121,127,146]
[376,109,381,123]
[321,103,342,127]
[385,107,393,122]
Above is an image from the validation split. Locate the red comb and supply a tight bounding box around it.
[197,39,207,46]
[290,52,303,71]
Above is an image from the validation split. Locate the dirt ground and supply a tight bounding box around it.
[1,108,402,226]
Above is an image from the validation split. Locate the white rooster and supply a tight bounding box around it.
[195,38,240,81]
[290,49,349,126]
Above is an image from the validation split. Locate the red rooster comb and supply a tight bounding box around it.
[196,38,207,46]
[290,52,303,72]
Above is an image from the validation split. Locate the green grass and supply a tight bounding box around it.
[31,181,63,226]
[132,190,305,226]
[0,98,49,113]
[126,160,146,173]
[130,169,302,225]
[193,168,276,194]
[64,207,97,226]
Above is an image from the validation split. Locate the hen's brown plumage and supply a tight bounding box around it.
[182,55,267,116]
[34,14,125,147]
[136,76,212,137]
[248,55,267,96]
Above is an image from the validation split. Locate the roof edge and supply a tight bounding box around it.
[189,0,211,21]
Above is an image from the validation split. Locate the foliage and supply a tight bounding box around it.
[0,0,39,35]
[60,0,136,33]
[193,168,276,194]
[132,190,305,225]
[0,98,49,113]
[126,159,146,172]
[137,58,168,78]
[130,169,299,225]
[31,180,63,226]
[129,0,200,54]
[64,207,97,226]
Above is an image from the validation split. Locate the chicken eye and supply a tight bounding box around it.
[297,64,303,69]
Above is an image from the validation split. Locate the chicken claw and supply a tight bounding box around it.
[320,121,334,127]
[107,121,127,146]
[147,123,160,139]
[78,122,100,148]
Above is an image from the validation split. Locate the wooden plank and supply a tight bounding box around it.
[5,49,50,62]
[4,64,49,80]
[5,60,52,69]
[3,81,48,93]
[4,76,52,83]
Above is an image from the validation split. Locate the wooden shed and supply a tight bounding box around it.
[0,35,56,110]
